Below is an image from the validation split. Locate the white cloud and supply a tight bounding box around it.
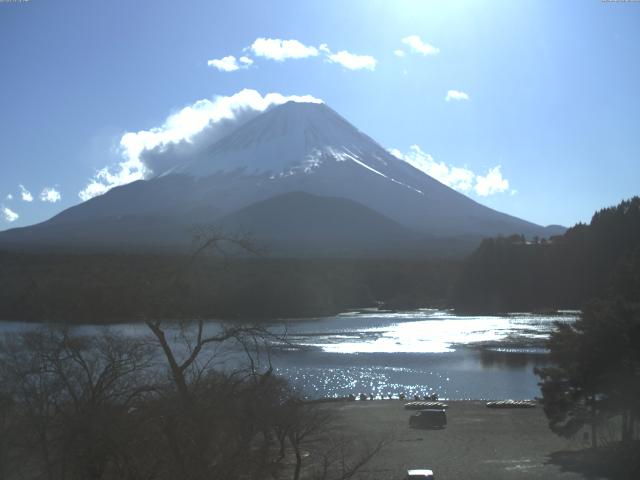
[79,157,144,201]
[445,90,470,101]
[320,44,376,70]
[19,185,33,202]
[390,145,510,196]
[390,146,474,192]
[249,38,319,61]
[207,56,240,72]
[40,187,62,203]
[1,206,18,222]
[5,194,12,200]
[224,39,377,71]
[325,49,377,71]
[394,49,405,57]
[79,89,323,201]
[401,35,440,56]
[474,166,509,196]
[207,55,253,72]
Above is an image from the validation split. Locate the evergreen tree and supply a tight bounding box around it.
[536,300,640,447]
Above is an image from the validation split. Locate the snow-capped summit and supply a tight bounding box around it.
[174,101,399,179]
[168,101,431,204]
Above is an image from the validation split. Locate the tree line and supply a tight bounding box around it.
[453,196,640,312]
[0,252,458,323]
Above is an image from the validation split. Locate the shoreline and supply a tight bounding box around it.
[0,306,580,326]
[304,396,540,404]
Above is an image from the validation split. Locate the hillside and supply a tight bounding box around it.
[453,197,640,312]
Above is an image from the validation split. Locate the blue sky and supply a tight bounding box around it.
[1,0,639,231]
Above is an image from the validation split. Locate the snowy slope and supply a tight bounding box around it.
[171,102,413,183]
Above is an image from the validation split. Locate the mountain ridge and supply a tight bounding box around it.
[0,101,565,255]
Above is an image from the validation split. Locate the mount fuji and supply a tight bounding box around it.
[0,101,563,256]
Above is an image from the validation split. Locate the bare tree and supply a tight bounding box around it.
[271,400,390,480]
[311,434,389,480]
[139,227,391,480]
[0,391,14,480]
[0,327,155,480]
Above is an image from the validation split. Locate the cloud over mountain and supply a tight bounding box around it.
[390,145,510,197]
[474,166,510,196]
[79,90,323,200]
[79,87,509,204]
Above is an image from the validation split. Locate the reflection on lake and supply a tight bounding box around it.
[269,309,578,400]
[278,310,573,353]
[0,309,578,400]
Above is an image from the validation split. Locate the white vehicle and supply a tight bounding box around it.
[406,469,434,479]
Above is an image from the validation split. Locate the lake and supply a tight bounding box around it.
[0,309,578,400]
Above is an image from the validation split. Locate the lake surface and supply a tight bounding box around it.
[269,309,578,400]
[0,309,578,400]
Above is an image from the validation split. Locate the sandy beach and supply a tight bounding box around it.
[328,400,597,480]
